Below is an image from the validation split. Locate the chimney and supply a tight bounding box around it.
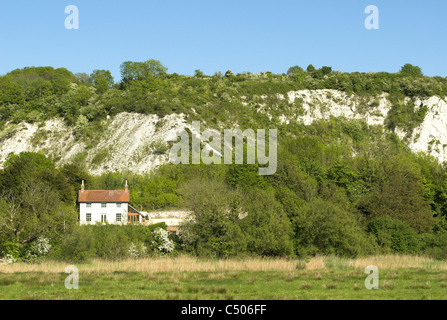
[125,180,128,193]
[81,180,85,193]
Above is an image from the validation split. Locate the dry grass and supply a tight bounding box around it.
[306,257,326,270]
[1,255,446,275]
[300,283,312,290]
[382,281,396,290]
[352,255,447,270]
[323,283,338,290]
[0,256,299,274]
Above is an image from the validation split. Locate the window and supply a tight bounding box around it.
[117,203,121,208]
[116,213,121,222]
[101,203,107,208]
[86,203,92,208]
[86,213,91,222]
[101,214,107,223]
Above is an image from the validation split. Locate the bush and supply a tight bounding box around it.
[53,227,95,262]
[293,198,375,257]
[0,241,21,260]
[23,237,51,262]
[367,216,420,254]
[419,233,447,260]
[179,179,246,258]
[400,64,423,77]
[127,242,147,258]
[52,223,170,262]
[241,189,294,257]
[358,171,434,234]
[91,148,109,166]
[152,228,175,254]
[151,140,169,155]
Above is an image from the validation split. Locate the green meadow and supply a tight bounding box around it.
[1,255,446,300]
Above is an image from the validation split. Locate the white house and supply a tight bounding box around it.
[78,180,144,225]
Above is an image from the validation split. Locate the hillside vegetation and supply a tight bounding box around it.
[1,61,447,262]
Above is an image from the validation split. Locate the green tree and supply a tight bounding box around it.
[74,72,90,84]
[287,65,304,76]
[241,189,294,256]
[194,69,205,78]
[0,180,75,247]
[120,59,167,82]
[293,198,375,257]
[225,70,234,78]
[320,66,332,75]
[0,152,75,204]
[400,64,423,77]
[179,179,245,257]
[90,70,114,94]
[306,64,316,73]
[357,172,434,233]
[74,115,89,138]
[367,216,420,254]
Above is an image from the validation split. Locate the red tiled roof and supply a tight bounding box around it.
[78,190,130,203]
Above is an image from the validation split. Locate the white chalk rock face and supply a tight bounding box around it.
[406,96,447,163]
[285,90,391,126]
[0,90,447,173]
[86,113,188,175]
[0,113,189,175]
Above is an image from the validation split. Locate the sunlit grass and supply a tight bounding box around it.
[1,255,446,300]
[1,255,446,274]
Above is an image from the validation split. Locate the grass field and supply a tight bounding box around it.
[0,255,446,300]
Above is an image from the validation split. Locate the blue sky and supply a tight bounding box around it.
[0,0,446,81]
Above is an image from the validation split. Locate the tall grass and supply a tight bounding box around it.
[1,255,446,274]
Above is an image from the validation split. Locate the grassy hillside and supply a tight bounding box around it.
[1,62,447,263]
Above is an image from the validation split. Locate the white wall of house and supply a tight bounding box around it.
[79,202,129,225]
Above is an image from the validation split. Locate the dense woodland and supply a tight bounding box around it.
[1,61,447,262]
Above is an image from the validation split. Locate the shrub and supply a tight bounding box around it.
[53,227,95,262]
[179,179,246,257]
[240,189,294,257]
[128,242,147,258]
[74,115,89,138]
[152,228,175,254]
[0,241,21,259]
[23,237,52,262]
[419,233,447,260]
[151,140,169,155]
[293,198,375,257]
[0,254,17,264]
[399,64,423,77]
[91,148,109,166]
[367,216,420,254]
[52,224,169,261]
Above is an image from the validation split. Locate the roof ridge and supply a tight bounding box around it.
[78,189,130,203]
